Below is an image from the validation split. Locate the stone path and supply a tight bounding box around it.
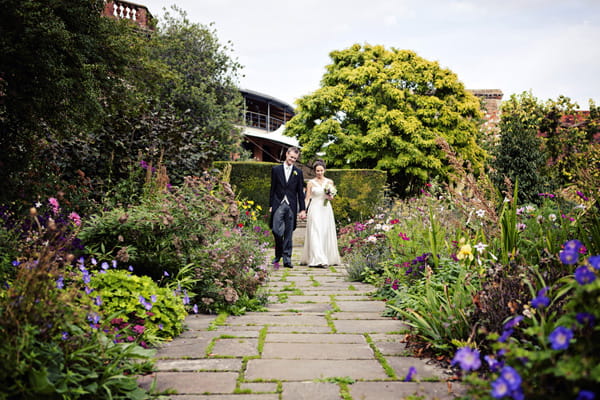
[138,226,463,399]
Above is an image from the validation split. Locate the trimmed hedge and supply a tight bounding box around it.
[213,161,387,225]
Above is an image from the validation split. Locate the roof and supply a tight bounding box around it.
[241,125,300,147]
[240,89,295,113]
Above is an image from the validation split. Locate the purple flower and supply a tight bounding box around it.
[91,257,97,265]
[548,326,573,350]
[182,290,190,305]
[498,329,513,343]
[531,288,550,309]
[128,265,134,272]
[576,312,596,327]
[577,390,596,400]
[112,260,117,268]
[589,255,600,270]
[574,266,596,285]
[132,324,145,334]
[499,366,521,391]
[56,276,64,289]
[485,355,503,372]
[565,239,584,252]
[503,316,524,330]
[404,366,417,382]
[150,294,157,303]
[163,270,170,277]
[451,347,481,371]
[576,191,589,201]
[61,332,69,340]
[560,249,579,265]
[94,295,102,306]
[11,260,20,267]
[491,377,510,398]
[84,286,93,295]
[101,262,109,270]
[192,304,198,314]
[68,212,81,226]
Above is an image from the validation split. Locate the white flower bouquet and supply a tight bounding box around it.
[323,182,337,206]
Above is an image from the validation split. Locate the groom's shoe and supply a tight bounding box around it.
[272,257,281,264]
[284,263,293,268]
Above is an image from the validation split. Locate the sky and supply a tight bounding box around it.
[140,0,600,110]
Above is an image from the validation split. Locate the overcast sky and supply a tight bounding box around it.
[140,0,600,110]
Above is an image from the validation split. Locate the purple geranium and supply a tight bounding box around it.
[499,366,522,391]
[589,255,600,270]
[576,312,596,327]
[548,326,573,350]
[531,288,550,309]
[574,266,596,285]
[451,347,481,371]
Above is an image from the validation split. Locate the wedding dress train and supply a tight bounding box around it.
[300,179,341,266]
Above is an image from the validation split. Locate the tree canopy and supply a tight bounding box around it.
[284,43,486,194]
[0,2,243,206]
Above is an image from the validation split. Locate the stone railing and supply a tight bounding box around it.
[102,0,152,29]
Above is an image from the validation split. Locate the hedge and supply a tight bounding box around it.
[213,161,387,225]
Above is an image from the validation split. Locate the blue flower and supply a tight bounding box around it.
[565,239,584,252]
[531,293,550,309]
[548,326,573,350]
[404,366,417,382]
[11,260,20,267]
[499,365,521,391]
[574,266,596,285]
[589,255,600,270]
[101,262,109,270]
[491,377,510,398]
[163,270,170,277]
[485,355,503,372]
[56,276,64,289]
[451,347,481,371]
[192,304,198,314]
[560,249,579,265]
[128,265,134,272]
[94,295,102,306]
[576,390,596,400]
[61,332,69,340]
[498,329,513,343]
[503,316,523,330]
[576,312,596,327]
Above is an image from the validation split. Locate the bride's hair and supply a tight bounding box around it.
[313,159,326,170]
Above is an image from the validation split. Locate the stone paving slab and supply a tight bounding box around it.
[350,381,463,400]
[374,341,410,356]
[262,342,374,359]
[239,382,278,393]
[336,300,387,312]
[210,338,259,357]
[282,381,341,400]
[138,372,237,394]
[266,333,366,343]
[184,314,217,330]
[331,311,389,320]
[266,325,333,334]
[164,395,279,400]
[334,319,408,333]
[155,339,211,358]
[226,314,328,327]
[246,359,388,380]
[266,303,332,312]
[155,358,242,372]
[281,295,332,302]
[386,356,452,380]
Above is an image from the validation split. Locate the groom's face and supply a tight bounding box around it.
[285,151,298,166]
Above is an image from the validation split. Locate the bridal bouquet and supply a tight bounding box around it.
[323,182,337,206]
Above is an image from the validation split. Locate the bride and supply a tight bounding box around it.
[300,160,341,267]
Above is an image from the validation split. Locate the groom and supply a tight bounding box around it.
[269,146,306,268]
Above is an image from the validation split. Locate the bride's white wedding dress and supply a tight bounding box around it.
[300,179,341,266]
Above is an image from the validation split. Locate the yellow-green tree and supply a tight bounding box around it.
[285,44,486,195]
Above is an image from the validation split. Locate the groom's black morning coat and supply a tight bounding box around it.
[269,163,306,230]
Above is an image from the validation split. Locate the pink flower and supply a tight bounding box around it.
[132,325,145,334]
[68,212,82,226]
[48,197,60,214]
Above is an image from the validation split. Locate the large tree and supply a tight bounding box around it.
[284,44,486,195]
[491,92,549,204]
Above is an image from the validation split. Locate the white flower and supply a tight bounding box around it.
[366,235,377,243]
[367,219,374,224]
[548,213,557,222]
[525,205,536,213]
[475,209,486,218]
[35,201,42,208]
[473,242,488,254]
[575,204,586,210]
[375,224,382,230]
[503,197,510,203]
[381,224,392,232]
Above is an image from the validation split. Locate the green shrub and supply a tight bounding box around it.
[0,251,154,400]
[90,269,187,345]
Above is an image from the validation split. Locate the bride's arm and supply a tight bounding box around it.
[304,181,313,206]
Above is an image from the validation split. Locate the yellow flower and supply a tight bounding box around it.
[457,243,474,261]
[247,200,254,205]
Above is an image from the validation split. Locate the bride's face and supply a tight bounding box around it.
[315,165,325,178]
